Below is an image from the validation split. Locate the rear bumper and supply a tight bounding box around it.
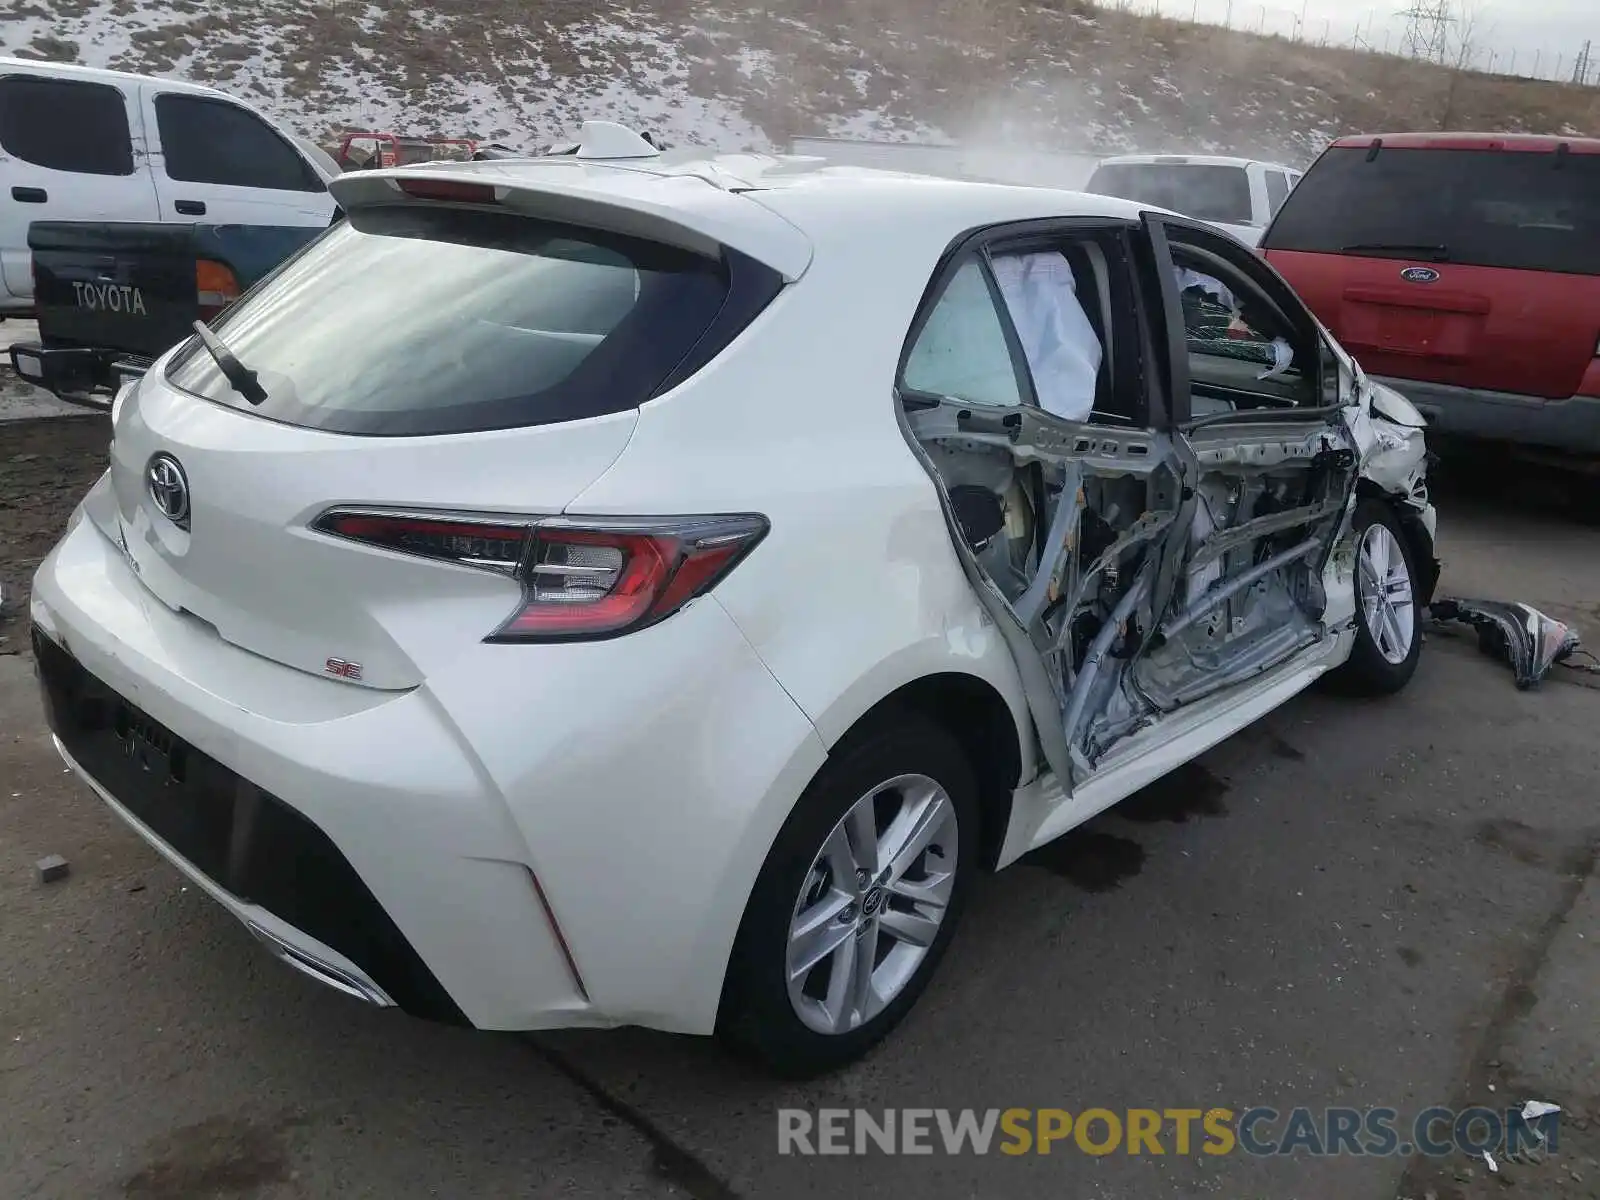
[1374,374,1600,456]
[50,725,407,1015]
[9,341,150,398]
[29,499,827,1034]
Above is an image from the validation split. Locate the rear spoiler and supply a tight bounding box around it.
[329,165,813,282]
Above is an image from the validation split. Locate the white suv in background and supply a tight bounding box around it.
[0,57,335,315]
[1086,153,1303,246]
[30,126,1437,1078]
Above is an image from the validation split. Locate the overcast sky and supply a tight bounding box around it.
[1131,0,1599,80]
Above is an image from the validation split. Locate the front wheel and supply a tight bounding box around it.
[1331,499,1423,695]
[718,715,979,1078]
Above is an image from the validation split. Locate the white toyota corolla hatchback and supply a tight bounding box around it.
[30,123,1439,1077]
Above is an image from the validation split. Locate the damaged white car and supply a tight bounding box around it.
[30,130,1438,1080]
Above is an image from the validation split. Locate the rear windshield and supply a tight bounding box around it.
[1087,163,1253,226]
[1262,146,1600,275]
[165,205,731,436]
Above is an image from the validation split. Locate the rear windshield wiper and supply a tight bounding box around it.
[190,320,268,405]
[1341,242,1450,262]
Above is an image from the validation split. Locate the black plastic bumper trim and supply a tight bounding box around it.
[32,626,468,1026]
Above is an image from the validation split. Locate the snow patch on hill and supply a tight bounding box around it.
[3,0,1496,165]
[3,1,778,147]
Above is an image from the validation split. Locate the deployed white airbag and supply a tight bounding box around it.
[991,252,1102,422]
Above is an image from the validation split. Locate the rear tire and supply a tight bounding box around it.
[717,714,979,1079]
[1331,499,1423,696]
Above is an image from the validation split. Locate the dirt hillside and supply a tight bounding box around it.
[5,0,1600,165]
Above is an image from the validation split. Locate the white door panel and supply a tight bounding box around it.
[140,87,334,229]
[0,70,161,303]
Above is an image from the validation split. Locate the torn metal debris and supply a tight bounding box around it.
[1429,599,1585,689]
[900,252,1439,793]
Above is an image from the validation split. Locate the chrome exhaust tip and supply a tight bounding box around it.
[246,921,396,1008]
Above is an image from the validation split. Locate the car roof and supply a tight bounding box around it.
[1094,153,1290,170]
[1330,132,1600,154]
[0,55,237,102]
[330,151,1158,283]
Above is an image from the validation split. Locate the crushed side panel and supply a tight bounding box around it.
[900,399,1361,790]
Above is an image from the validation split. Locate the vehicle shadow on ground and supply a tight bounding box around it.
[1426,437,1599,528]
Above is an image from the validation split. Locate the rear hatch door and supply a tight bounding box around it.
[108,381,638,691]
[100,188,784,690]
[1262,142,1600,400]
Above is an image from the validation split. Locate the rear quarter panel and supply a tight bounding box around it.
[565,201,1038,766]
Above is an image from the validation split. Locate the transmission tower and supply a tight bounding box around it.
[1396,0,1452,63]
[1574,40,1594,86]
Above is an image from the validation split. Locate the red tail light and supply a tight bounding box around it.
[196,259,242,319]
[394,178,499,204]
[311,508,768,642]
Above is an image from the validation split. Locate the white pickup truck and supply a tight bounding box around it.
[0,57,336,316]
[1084,153,1303,247]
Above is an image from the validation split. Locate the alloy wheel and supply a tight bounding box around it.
[785,773,960,1036]
[1358,522,1415,665]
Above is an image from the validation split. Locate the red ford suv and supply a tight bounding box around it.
[1261,133,1600,462]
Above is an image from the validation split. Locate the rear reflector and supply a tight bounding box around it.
[395,178,499,204]
[196,259,241,319]
[311,508,768,641]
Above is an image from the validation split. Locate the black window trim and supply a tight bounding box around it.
[1134,215,1186,431]
[152,91,327,194]
[1264,168,1291,217]
[896,216,1153,429]
[0,72,136,178]
[975,246,1045,410]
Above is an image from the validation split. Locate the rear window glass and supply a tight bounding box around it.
[1262,146,1600,275]
[1087,163,1253,226]
[165,205,732,436]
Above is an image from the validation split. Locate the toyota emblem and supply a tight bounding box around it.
[146,453,191,529]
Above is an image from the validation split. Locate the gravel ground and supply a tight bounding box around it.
[2,410,1598,1200]
[0,324,82,423]
[0,415,107,657]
